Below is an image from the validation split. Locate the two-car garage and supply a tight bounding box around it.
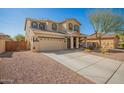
[37,37,67,51]
[29,31,68,52]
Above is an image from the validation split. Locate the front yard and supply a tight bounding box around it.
[0,51,93,84]
[0,49,124,84]
[85,49,124,61]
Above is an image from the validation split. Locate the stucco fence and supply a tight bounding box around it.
[0,40,5,54]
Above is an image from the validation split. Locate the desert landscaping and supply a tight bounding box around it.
[0,51,93,84]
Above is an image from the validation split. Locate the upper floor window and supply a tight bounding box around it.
[39,23,46,30]
[31,22,38,29]
[68,23,73,30]
[74,25,79,31]
[52,23,57,30]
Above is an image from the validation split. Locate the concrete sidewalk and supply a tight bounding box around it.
[43,50,123,84]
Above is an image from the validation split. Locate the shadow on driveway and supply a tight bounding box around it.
[0,52,14,58]
[42,49,83,55]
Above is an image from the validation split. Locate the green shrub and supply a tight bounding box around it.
[87,46,95,50]
[120,44,124,48]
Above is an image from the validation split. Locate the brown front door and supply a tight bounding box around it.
[67,38,70,49]
[74,37,76,48]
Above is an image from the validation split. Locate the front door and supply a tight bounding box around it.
[74,37,76,48]
[67,38,70,49]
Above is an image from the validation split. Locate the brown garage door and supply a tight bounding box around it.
[6,41,27,51]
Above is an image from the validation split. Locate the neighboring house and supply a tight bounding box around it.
[83,33,119,49]
[25,18,82,52]
[0,33,12,41]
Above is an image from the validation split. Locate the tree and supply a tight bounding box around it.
[89,10,124,48]
[14,34,25,41]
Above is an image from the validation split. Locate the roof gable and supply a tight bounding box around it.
[62,18,81,25]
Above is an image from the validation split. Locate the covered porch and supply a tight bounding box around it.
[67,36,79,49]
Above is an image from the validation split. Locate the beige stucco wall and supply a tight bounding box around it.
[25,19,80,52]
[25,21,36,50]
[46,22,60,31]
[0,40,5,54]
[25,30,33,49]
[62,20,80,32]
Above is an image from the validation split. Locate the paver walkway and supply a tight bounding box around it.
[43,49,124,84]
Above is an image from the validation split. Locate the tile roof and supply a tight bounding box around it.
[87,32,117,40]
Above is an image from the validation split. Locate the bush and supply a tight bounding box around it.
[87,46,95,50]
[84,48,91,52]
[120,44,124,48]
[100,48,109,54]
[14,34,25,41]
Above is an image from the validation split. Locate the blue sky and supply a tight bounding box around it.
[0,8,123,37]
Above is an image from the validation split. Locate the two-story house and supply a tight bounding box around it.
[24,18,81,52]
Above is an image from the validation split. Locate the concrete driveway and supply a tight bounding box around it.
[43,49,124,84]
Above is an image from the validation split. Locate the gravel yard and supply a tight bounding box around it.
[0,51,93,84]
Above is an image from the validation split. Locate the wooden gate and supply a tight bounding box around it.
[6,41,27,51]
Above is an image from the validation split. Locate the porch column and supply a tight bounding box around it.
[65,38,67,49]
[76,37,79,48]
[70,36,74,49]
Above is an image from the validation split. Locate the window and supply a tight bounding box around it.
[74,25,79,31]
[31,22,38,29]
[33,37,39,42]
[39,23,46,30]
[68,23,73,30]
[52,23,57,30]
